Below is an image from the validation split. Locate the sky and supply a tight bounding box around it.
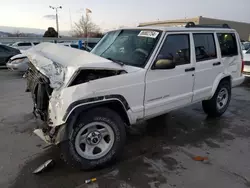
[1,0,250,33]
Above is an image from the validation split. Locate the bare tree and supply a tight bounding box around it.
[72,14,100,37]
[13,30,22,37]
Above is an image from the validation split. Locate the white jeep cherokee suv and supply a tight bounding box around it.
[24,22,245,170]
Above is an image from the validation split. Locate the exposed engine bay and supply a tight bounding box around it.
[25,63,53,122]
[26,63,127,123]
[69,69,127,87]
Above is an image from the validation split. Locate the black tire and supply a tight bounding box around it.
[60,107,126,170]
[202,80,231,117]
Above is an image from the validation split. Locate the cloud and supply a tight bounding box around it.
[43,15,56,20]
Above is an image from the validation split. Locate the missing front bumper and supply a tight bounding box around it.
[33,129,52,144]
[33,123,67,145]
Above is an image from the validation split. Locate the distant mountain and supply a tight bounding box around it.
[0,26,70,36]
[0,26,45,35]
[0,31,10,37]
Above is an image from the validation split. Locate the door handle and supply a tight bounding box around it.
[213,62,221,66]
[185,67,195,72]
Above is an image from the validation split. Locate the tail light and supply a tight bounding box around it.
[241,59,244,73]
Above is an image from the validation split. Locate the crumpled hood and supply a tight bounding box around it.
[24,42,141,89]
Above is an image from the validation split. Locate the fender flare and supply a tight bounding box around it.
[63,94,130,122]
[55,95,131,144]
[210,73,231,99]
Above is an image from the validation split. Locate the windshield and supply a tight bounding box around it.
[91,29,161,67]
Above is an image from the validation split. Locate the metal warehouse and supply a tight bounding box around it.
[139,16,250,41]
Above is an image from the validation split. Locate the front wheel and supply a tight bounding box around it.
[60,107,126,170]
[202,80,231,117]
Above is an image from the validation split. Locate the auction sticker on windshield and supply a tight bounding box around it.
[138,31,159,38]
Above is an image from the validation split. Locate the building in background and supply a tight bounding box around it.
[139,16,250,41]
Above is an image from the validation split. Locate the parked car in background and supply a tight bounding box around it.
[6,42,92,72]
[243,49,250,77]
[85,42,98,48]
[6,53,29,72]
[242,42,250,54]
[11,41,40,50]
[0,44,20,67]
[6,42,15,46]
[60,42,92,52]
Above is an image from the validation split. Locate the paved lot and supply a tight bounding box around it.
[0,69,250,188]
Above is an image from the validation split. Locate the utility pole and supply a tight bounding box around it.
[49,5,62,38]
[69,8,73,31]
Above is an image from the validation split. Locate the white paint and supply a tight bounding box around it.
[27,28,244,131]
[145,32,194,118]
[24,42,141,89]
[48,69,145,126]
[11,42,36,50]
[9,53,27,60]
[192,33,224,102]
[243,53,250,77]
[243,53,250,61]
[24,50,66,89]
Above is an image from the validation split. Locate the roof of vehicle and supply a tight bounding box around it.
[12,42,33,44]
[112,26,236,32]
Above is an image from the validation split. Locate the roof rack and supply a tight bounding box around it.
[185,22,230,29]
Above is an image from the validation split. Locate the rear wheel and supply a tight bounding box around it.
[202,80,231,117]
[60,107,126,170]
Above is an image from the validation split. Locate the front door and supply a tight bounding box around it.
[144,33,195,118]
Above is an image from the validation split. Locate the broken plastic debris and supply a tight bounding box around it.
[85,178,97,184]
[33,159,55,174]
[192,156,209,161]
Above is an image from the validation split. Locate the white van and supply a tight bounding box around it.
[24,22,245,170]
[243,49,250,77]
[11,42,39,50]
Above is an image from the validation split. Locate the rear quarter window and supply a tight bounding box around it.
[217,33,238,57]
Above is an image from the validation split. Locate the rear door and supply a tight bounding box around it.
[216,33,241,79]
[192,33,223,102]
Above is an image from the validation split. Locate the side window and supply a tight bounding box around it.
[193,34,217,62]
[18,43,32,46]
[87,43,97,48]
[155,34,190,66]
[70,44,79,48]
[217,33,238,57]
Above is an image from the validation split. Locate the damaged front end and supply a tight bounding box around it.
[24,42,133,145]
[26,62,53,121]
[25,62,59,144]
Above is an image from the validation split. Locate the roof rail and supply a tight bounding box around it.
[185,22,230,29]
[138,21,197,27]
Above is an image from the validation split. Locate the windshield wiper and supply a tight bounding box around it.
[106,57,124,66]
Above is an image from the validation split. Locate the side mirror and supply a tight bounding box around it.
[153,59,176,69]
